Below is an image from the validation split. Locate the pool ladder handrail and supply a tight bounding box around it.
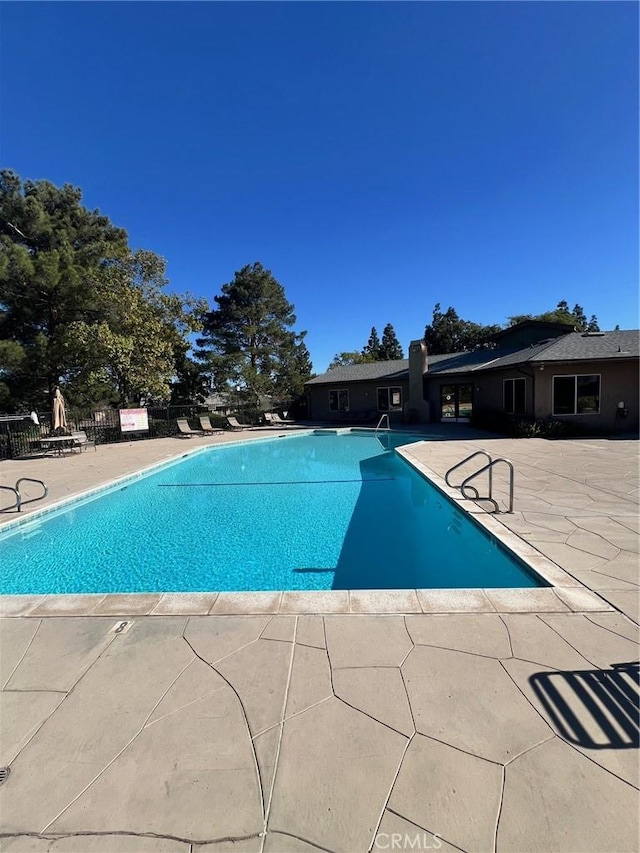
[375,414,390,432]
[445,451,514,513]
[0,478,48,513]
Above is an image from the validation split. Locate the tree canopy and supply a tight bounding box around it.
[328,351,376,370]
[0,170,206,411]
[63,249,206,407]
[422,299,603,356]
[424,304,501,354]
[195,262,310,402]
[275,338,314,399]
[508,301,600,332]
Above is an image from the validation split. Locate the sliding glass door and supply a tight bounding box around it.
[440,384,473,423]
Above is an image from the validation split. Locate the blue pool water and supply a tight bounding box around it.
[0,432,542,593]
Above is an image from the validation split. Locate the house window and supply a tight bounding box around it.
[503,378,526,415]
[377,386,403,411]
[328,389,349,412]
[552,375,600,415]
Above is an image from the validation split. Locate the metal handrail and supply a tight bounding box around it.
[15,478,48,511]
[0,478,49,513]
[445,450,493,489]
[460,459,514,513]
[445,451,514,513]
[0,485,20,513]
[375,414,390,432]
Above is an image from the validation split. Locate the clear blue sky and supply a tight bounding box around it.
[2,2,638,373]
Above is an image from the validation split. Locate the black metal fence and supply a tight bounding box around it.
[0,398,301,461]
[0,405,213,460]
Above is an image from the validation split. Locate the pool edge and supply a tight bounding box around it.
[0,430,615,616]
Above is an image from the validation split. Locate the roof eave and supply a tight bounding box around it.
[305,373,409,387]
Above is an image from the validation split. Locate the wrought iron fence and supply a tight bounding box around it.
[0,398,301,460]
[0,405,213,460]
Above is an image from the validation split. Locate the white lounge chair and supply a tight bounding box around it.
[176,418,201,438]
[268,413,294,425]
[199,414,224,435]
[226,416,249,431]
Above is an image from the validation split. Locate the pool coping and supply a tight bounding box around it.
[0,430,615,617]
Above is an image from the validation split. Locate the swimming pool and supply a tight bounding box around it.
[0,431,543,593]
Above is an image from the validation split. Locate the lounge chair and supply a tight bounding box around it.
[176,418,202,438]
[71,430,97,452]
[269,413,294,425]
[226,416,249,431]
[199,414,224,435]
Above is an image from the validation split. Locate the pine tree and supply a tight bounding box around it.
[196,262,304,403]
[572,304,587,331]
[379,323,404,360]
[276,338,313,397]
[0,170,204,410]
[362,327,381,359]
[586,315,600,332]
[0,170,128,408]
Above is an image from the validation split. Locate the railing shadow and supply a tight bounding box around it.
[529,661,639,750]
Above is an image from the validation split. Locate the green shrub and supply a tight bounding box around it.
[148,417,173,438]
[234,407,262,426]
[513,419,542,438]
[471,410,581,439]
[207,412,227,430]
[93,425,122,445]
[539,418,580,439]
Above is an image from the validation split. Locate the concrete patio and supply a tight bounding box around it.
[0,430,638,852]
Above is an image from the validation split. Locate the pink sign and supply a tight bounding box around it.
[119,408,149,432]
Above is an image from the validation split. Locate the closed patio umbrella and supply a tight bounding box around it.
[52,387,67,432]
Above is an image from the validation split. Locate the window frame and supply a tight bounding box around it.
[552,374,601,416]
[376,385,403,412]
[328,389,350,412]
[503,377,526,415]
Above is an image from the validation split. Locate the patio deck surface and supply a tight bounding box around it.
[0,429,638,852]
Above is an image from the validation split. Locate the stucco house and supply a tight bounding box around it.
[304,321,639,435]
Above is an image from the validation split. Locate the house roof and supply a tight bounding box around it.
[489,319,576,342]
[306,359,409,386]
[475,342,556,371]
[304,330,639,388]
[527,329,640,362]
[431,330,640,375]
[425,349,514,374]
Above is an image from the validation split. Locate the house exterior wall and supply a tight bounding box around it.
[307,380,410,423]
[422,359,639,434]
[472,369,536,419]
[533,359,639,434]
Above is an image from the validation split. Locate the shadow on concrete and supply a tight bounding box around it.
[529,661,639,750]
